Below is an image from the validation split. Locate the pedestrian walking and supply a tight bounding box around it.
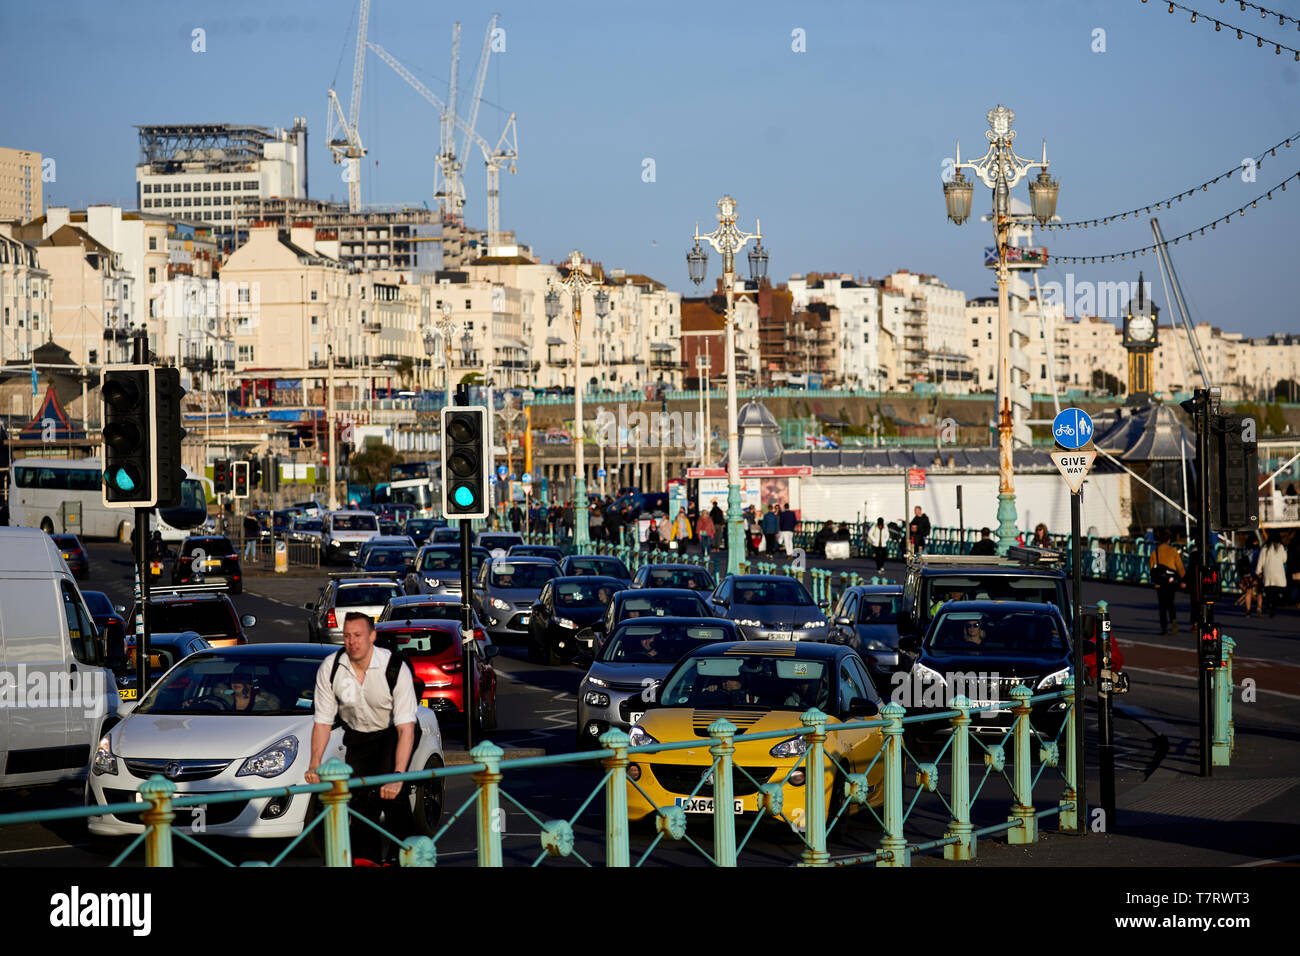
[697,508,715,559]
[1235,535,1262,616]
[778,503,797,556]
[306,612,418,864]
[589,501,605,542]
[1257,538,1288,617]
[646,518,662,552]
[908,506,931,554]
[761,504,779,554]
[507,503,523,533]
[1149,529,1185,635]
[868,517,890,570]
[666,508,692,552]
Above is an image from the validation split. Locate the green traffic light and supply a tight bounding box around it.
[106,467,137,493]
[453,485,476,508]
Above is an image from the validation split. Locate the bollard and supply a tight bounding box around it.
[1059,676,1080,833]
[876,703,910,867]
[318,757,353,867]
[708,718,738,867]
[139,775,176,867]
[1213,636,1235,766]
[472,741,505,867]
[799,708,829,867]
[1006,686,1037,844]
[944,697,976,860]
[601,728,631,867]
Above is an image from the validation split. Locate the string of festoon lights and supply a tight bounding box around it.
[1041,131,1297,231]
[1047,168,1299,264]
[1141,0,1300,59]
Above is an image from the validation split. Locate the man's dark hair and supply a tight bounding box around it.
[343,611,375,629]
[980,527,990,537]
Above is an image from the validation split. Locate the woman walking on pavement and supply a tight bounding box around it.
[1149,528,1185,635]
[1257,538,1288,617]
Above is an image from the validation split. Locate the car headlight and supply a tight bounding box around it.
[490,597,512,612]
[584,691,610,707]
[92,734,117,776]
[236,735,299,778]
[734,618,763,628]
[769,735,807,758]
[587,675,609,688]
[865,639,890,652]
[1037,668,1071,690]
[627,725,658,747]
[556,616,578,629]
[801,620,826,629]
[913,662,945,685]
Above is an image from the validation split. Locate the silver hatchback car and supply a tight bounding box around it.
[305,577,405,643]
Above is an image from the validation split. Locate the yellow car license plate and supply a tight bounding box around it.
[119,687,137,700]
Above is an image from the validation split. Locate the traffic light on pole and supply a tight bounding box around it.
[250,458,262,490]
[441,406,489,519]
[214,458,230,493]
[233,460,250,499]
[1199,624,1222,668]
[100,365,156,508]
[153,366,186,508]
[1209,413,1258,531]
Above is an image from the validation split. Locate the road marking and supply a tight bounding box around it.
[1238,853,1300,867]
[0,843,88,855]
[1122,665,1300,701]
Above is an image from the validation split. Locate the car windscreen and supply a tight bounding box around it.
[362,548,417,569]
[134,654,324,716]
[555,580,619,608]
[928,609,1068,654]
[184,538,235,556]
[644,568,714,590]
[294,519,323,532]
[924,576,1063,614]
[431,529,459,542]
[331,514,378,531]
[336,585,402,607]
[568,557,627,577]
[732,580,815,606]
[145,602,236,639]
[52,535,80,549]
[660,655,831,710]
[489,563,557,588]
[406,520,435,532]
[380,628,457,655]
[617,593,708,619]
[858,595,900,624]
[479,535,520,550]
[419,549,487,572]
[600,622,733,663]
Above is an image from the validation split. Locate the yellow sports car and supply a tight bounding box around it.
[626,641,885,829]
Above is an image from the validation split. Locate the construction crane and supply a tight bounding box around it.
[326,0,370,212]
[367,37,518,251]
[441,23,464,221]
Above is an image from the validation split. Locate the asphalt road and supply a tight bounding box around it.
[0,540,1295,866]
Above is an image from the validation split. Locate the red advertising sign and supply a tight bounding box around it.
[907,467,927,490]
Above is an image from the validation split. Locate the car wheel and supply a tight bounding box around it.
[410,754,446,836]
[477,687,498,733]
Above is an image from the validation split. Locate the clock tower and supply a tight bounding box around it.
[1122,271,1159,406]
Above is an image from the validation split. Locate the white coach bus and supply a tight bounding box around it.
[7,457,210,542]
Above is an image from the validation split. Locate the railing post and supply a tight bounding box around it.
[799,708,829,867]
[472,741,505,867]
[1006,685,1037,844]
[601,728,631,867]
[1214,635,1235,766]
[876,702,910,867]
[318,757,353,867]
[708,717,738,867]
[1059,676,1080,833]
[139,775,175,867]
[943,696,976,860]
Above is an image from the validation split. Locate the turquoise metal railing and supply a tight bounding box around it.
[1,679,1121,868]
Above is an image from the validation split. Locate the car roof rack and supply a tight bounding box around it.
[328,571,405,581]
[147,584,229,598]
[907,548,1066,569]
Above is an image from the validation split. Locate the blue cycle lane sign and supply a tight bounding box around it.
[1052,407,1094,450]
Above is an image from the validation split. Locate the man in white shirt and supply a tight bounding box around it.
[306,611,417,863]
[868,517,889,571]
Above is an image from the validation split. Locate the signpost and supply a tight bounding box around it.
[1053,407,1094,836]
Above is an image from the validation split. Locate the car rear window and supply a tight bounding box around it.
[146,601,237,639]
[363,548,417,568]
[337,585,402,607]
[385,628,457,656]
[185,538,235,556]
[386,603,461,623]
[924,576,1062,613]
[645,568,713,590]
[489,563,557,588]
[569,558,624,576]
[620,594,708,618]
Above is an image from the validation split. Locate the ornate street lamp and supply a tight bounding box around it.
[688,195,765,574]
[944,105,1060,554]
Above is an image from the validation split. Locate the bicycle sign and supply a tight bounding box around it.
[1052,407,1094,450]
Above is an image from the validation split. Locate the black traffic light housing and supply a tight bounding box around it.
[153,366,186,508]
[1209,413,1258,531]
[214,458,231,493]
[101,365,156,508]
[233,460,250,499]
[250,458,263,490]
[1198,624,1222,668]
[441,406,489,519]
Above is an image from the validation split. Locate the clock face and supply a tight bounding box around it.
[1128,315,1155,342]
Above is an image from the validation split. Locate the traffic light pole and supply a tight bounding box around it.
[1192,388,1215,778]
[1070,488,1086,834]
[133,514,152,695]
[455,382,475,751]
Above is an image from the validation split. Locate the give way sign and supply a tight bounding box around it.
[1050,449,1097,494]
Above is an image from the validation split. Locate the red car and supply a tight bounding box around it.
[374,620,499,732]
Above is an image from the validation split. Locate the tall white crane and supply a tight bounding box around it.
[440,22,463,221]
[367,39,518,250]
[326,0,370,212]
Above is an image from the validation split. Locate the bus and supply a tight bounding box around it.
[7,457,211,543]
[376,461,440,518]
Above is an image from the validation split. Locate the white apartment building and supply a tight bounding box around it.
[787,274,881,390]
[0,223,52,363]
[875,270,969,390]
[135,121,308,252]
[0,147,42,224]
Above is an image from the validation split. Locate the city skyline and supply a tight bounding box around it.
[2,0,1297,338]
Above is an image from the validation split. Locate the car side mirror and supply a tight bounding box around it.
[241,614,257,627]
[115,605,126,615]
[834,615,852,627]
[848,697,879,719]
[715,597,729,608]
[483,645,500,659]
[576,627,598,648]
[818,599,830,610]
[572,653,592,669]
[303,602,315,610]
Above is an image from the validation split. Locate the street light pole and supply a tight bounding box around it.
[434,301,456,408]
[688,195,767,575]
[546,251,610,550]
[944,105,1059,554]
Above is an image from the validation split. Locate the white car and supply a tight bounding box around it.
[87,644,445,840]
[321,510,381,565]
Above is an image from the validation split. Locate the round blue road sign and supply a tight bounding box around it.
[497,465,507,478]
[1053,407,1094,450]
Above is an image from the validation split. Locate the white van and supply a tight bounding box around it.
[0,527,120,789]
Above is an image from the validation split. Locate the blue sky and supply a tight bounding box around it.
[3,0,1297,337]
